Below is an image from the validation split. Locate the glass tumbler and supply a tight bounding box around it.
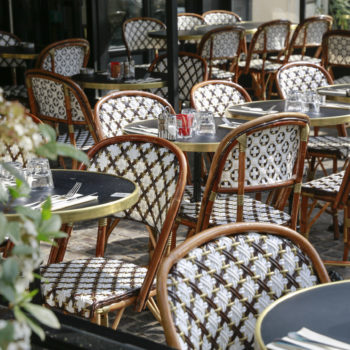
[197,111,216,135]
[284,91,303,112]
[27,158,54,189]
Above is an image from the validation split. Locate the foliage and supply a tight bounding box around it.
[0,90,89,349]
[329,0,350,29]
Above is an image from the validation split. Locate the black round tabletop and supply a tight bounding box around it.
[2,169,139,223]
[124,117,239,152]
[255,281,350,349]
[227,99,350,127]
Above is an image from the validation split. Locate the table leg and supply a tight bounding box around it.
[192,152,202,202]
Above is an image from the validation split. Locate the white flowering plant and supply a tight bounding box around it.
[0,91,89,349]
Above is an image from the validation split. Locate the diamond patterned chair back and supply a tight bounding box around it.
[191,80,251,118]
[177,13,205,45]
[197,26,246,79]
[0,112,43,167]
[35,38,90,77]
[93,90,175,140]
[202,10,241,25]
[157,222,330,350]
[148,51,208,105]
[81,135,187,310]
[285,15,333,63]
[122,17,166,61]
[276,61,333,98]
[26,69,98,167]
[0,31,26,68]
[322,30,350,83]
[196,113,309,232]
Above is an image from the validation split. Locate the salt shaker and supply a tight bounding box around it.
[158,108,168,138]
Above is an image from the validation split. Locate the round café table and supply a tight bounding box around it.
[2,169,139,263]
[226,99,350,128]
[318,83,350,104]
[0,45,38,60]
[72,67,167,91]
[123,118,237,202]
[255,280,350,349]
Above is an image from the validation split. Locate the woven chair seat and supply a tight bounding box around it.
[302,170,344,197]
[179,194,291,226]
[40,257,148,318]
[238,58,282,72]
[334,75,350,84]
[2,84,28,99]
[57,129,95,151]
[308,136,350,159]
[210,67,235,79]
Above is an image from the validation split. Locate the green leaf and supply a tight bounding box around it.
[2,258,19,284]
[56,143,89,164]
[24,303,60,329]
[40,215,62,234]
[39,124,57,142]
[6,222,21,244]
[0,282,15,302]
[16,206,42,223]
[2,162,26,183]
[0,183,9,203]
[0,214,7,242]
[36,141,57,160]
[37,231,66,242]
[12,244,35,256]
[0,321,14,345]
[41,198,52,220]
[14,307,45,341]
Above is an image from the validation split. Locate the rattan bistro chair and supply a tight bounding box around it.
[122,17,167,67]
[26,69,98,168]
[148,51,208,108]
[275,61,350,178]
[202,9,241,25]
[191,80,251,118]
[157,222,330,350]
[93,90,175,140]
[41,135,187,329]
[35,38,90,77]
[197,25,246,80]
[300,162,350,264]
[237,20,291,99]
[171,113,310,240]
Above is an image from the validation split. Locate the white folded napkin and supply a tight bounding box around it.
[321,102,350,109]
[125,126,158,135]
[51,194,98,211]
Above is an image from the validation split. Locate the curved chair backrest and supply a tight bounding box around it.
[196,113,310,232]
[177,13,205,30]
[25,69,98,145]
[0,30,26,68]
[286,15,333,61]
[0,112,43,167]
[197,26,245,77]
[122,17,166,60]
[243,19,291,73]
[80,135,187,310]
[276,61,333,99]
[157,222,330,350]
[191,80,251,118]
[35,38,90,76]
[322,30,350,74]
[93,90,175,140]
[202,9,241,25]
[148,51,208,103]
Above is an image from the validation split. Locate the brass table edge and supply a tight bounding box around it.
[0,53,38,59]
[76,80,167,90]
[254,280,350,350]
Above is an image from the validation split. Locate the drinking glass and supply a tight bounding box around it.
[176,114,195,139]
[284,91,303,112]
[181,108,198,134]
[197,111,216,135]
[166,114,177,141]
[27,158,54,188]
[302,91,321,113]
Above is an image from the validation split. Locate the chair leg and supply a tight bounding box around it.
[112,308,125,330]
[96,217,107,257]
[48,223,74,263]
[343,206,350,262]
[299,195,309,239]
[146,297,161,323]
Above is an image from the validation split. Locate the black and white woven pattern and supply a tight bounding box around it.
[31,77,85,122]
[277,65,330,97]
[87,141,180,234]
[203,12,240,25]
[96,95,165,138]
[150,54,206,102]
[166,232,319,349]
[192,83,249,118]
[221,125,300,187]
[294,21,329,46]
[41,46,86,76]
[123,18,166,53]
[180,194,291,226]
[177,14,205,44]
[56,130,95,151]
[308,136,350,159]
[41,257,148,318]
[0,32,26,68]
[302,170,344,197]
[238,58,282,72]
[254,24,289,52]
[327,34,350,65]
